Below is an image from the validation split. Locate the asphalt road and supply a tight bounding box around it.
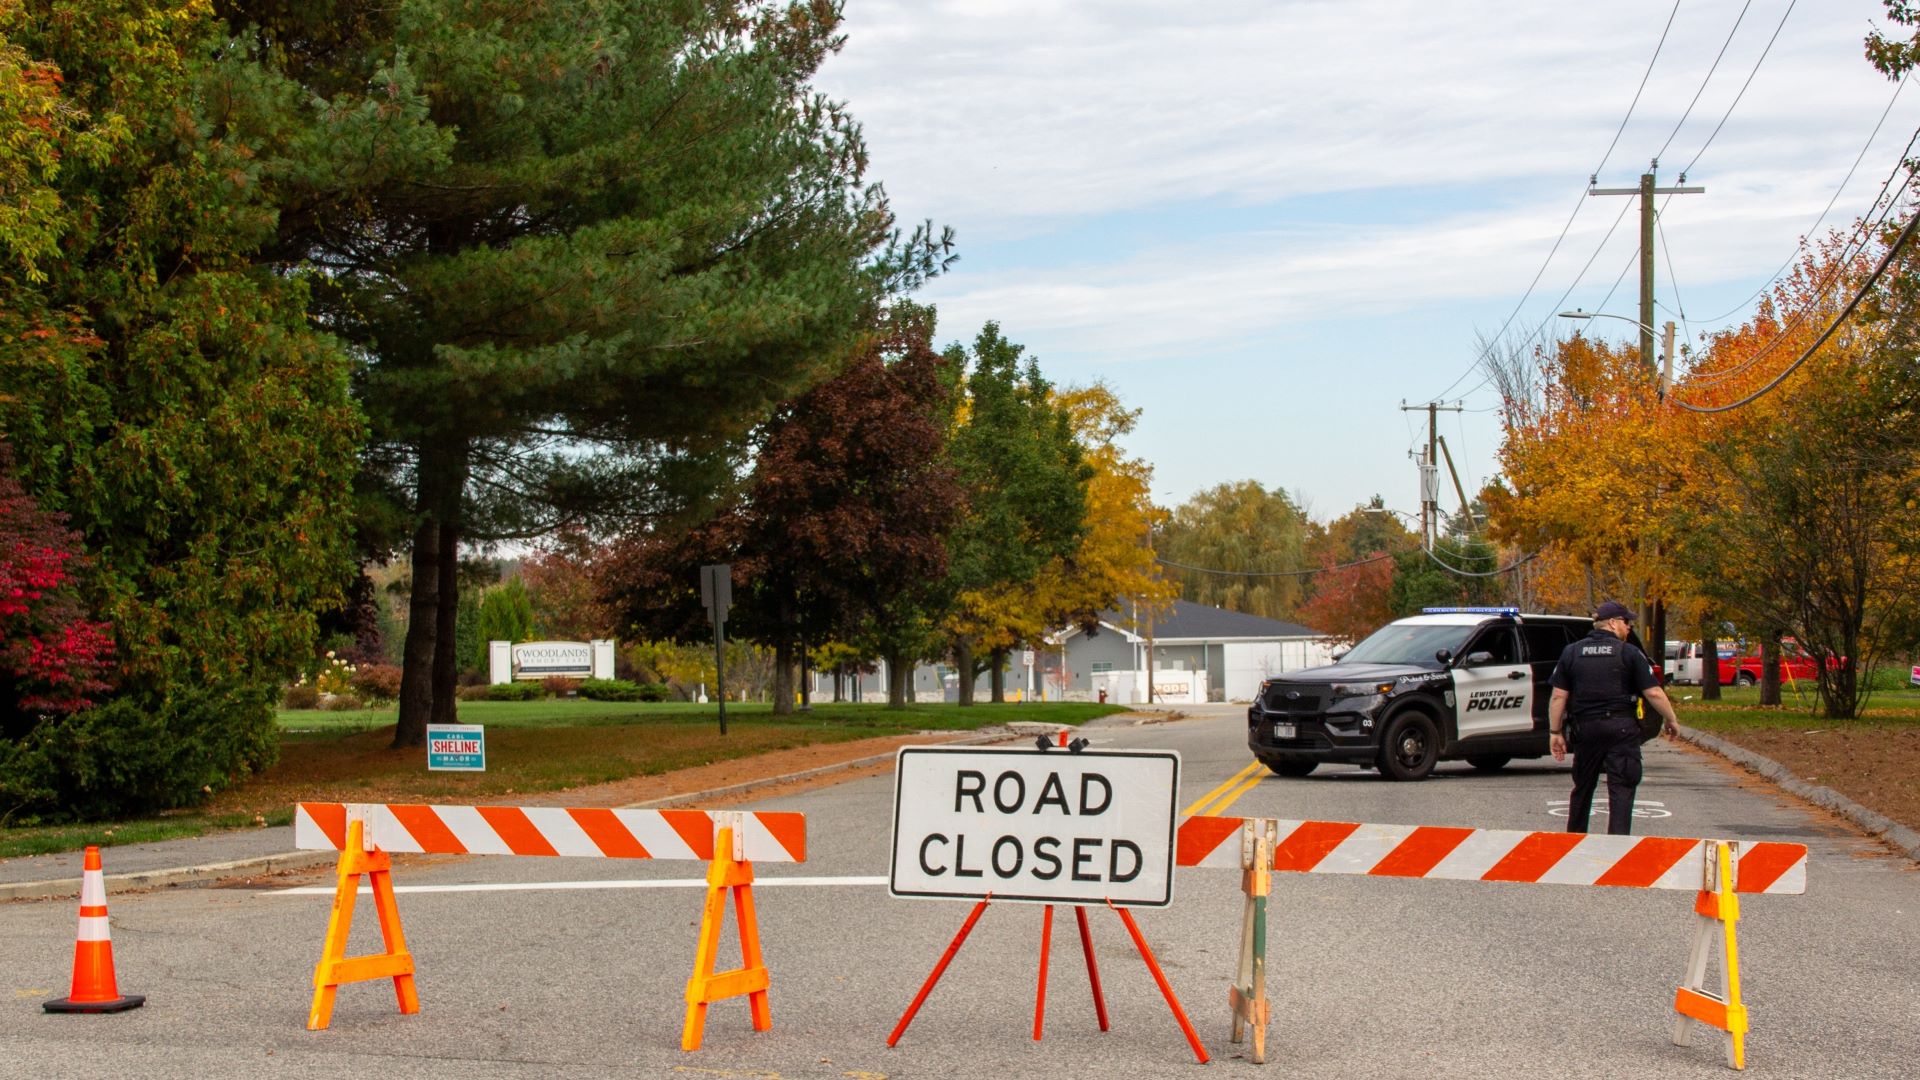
[2,712,1915,1079]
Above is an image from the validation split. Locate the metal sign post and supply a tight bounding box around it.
[700,563,732,735]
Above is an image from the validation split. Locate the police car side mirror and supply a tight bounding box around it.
[1464,651,1494,666]
[1435,649,1453,665]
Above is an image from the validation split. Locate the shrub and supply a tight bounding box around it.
[310,654,355,695]
[578,678,642,702]
[1,464,115,727]
[487,681,544,701]
[323,694,365,711]
[0,682,278,822]
[350,663,404,702]
[1858,665,1915,693]
[637,681,670,702]
[456,684,494,702]
[282,684,321,710]
[542,676,581,698]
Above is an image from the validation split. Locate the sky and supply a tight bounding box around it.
[810,0,1919,523]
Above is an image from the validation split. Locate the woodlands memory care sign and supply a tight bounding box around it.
[889,747,1180,907]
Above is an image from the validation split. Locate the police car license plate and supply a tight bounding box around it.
[1273,722,1296,740]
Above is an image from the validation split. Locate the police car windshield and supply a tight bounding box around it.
[1341,622,1477,667]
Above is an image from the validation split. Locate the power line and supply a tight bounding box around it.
[1551,1,1790,372]
[1671,204,1920,413]
[1678,0,1798,177]
[1686,156,1913,386]
[1447,194,1643,403]
[1654,0,1754,163]
[1424,547,1540,578]
[1426,0,1685,401]
[1691,75,1914,325]
[1595,0,1688,179]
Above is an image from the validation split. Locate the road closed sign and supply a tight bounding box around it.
[889,747,1180,907]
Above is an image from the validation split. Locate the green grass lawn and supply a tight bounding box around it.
[1669,683,1920,731]
[2,700,1129,859]
[275,697,1126,732]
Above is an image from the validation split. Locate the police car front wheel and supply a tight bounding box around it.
[1378,711,1440,781]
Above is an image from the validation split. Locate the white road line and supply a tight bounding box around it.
[262,875,889,896]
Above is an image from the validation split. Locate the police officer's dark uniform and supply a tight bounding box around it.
[1549,601,1659,835]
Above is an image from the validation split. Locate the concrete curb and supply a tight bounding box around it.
[0,849,340,903]
[1,728,1036,903]
[1677,723,1920,862]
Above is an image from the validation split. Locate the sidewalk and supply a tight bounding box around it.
[0,824,325,899]
[0,717,1156,901]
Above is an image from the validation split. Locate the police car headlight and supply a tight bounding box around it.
[1329,681,1395,700]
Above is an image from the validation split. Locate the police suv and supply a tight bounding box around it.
[1246,608,1593,781]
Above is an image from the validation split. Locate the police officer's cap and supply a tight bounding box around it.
[1593,600,1634,622]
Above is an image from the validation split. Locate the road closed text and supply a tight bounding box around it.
[889,747,1180,907]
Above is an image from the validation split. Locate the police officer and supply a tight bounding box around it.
[1547,601,1680,835]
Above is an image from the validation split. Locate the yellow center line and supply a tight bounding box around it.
[1205,770,1268,818]
[1183,759,1265,818]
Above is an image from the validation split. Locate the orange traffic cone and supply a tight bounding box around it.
[43,846,144,1013]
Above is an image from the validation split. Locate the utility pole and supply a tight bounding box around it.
[1400,400,1463,551]
[1588,162,1703,373]
[1590,162,1701,663]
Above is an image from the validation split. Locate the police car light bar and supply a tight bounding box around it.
[1420,606,1520,616]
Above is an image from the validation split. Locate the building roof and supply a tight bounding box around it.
[1085,599,1323,642]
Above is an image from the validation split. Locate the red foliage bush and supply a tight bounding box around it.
[541,675,581,698]
[2,462,114,723]
[350,663,404,702]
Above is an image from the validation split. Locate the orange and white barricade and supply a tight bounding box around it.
[1177,816,1806,1070]
[293,802,805,1049]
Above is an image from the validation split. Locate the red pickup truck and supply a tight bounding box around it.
[1665,641,1821,686]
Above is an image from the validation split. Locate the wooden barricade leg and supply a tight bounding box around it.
[1672,840,1748,1070]
[1228,830,1273,1063]
[682,827,773,1051]
[308,819,418,1031]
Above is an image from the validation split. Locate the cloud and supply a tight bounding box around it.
[820,0,1905,237]
[809,0,1919,511]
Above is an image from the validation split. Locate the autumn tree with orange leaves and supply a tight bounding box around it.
[1489,224,1920,717]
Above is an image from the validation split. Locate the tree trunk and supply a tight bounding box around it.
[798,630,811,712]
[772,634,795,716]
[1702,632,1722,701]
[393,444,464,748]
[885,652,909,709]
[1760,635,1782,707]
[989,648,1008,703]
[393,514,440,748]
[953,638,975,706]
[430,513,460,727]
[1824,655,1857,719]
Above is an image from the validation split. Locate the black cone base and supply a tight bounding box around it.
[43,994,144,1014]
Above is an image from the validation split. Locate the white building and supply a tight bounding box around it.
[806,600,1332,704]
